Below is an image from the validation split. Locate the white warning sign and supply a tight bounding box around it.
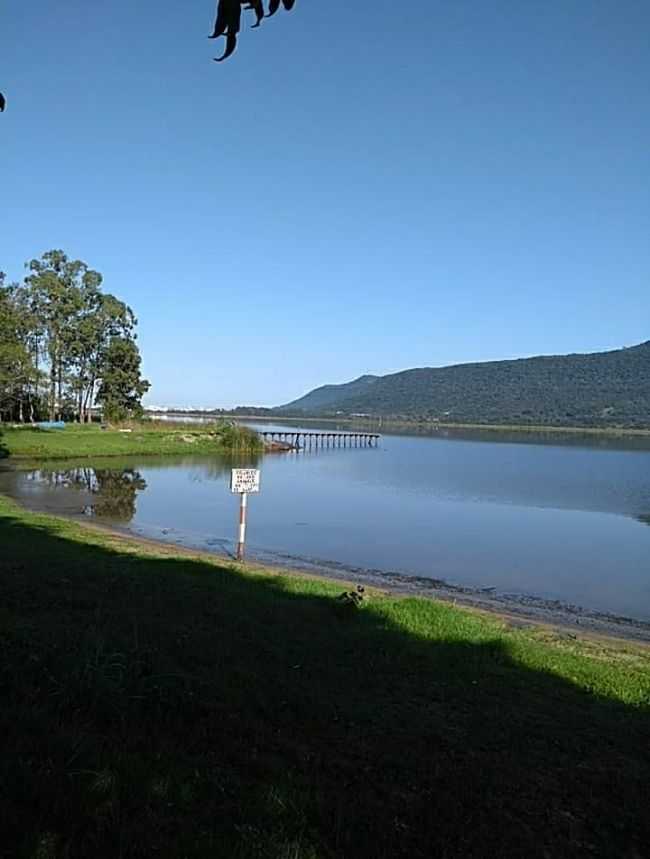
[230,468,261,494]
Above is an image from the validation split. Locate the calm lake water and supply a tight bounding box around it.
[2,423,650,621]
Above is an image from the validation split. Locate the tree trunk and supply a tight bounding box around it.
[49,362,56,422]
[57,361,63,422]
[32,344,39,422]
[84,377,96,423]
[77,359,87,423]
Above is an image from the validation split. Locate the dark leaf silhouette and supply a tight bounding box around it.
[210,0,297,62]
[0,1,297,111]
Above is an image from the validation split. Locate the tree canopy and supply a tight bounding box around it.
[0,251,149,423]
[0,274,34,419]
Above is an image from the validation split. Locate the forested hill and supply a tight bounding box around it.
[279,374,379,413]
[277,342,650,428]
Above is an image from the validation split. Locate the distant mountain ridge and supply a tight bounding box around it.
[279,374,379,414]
[277,341,650,428]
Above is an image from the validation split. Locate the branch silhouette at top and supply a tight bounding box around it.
[210,0,297,62]
[0,2,297,111]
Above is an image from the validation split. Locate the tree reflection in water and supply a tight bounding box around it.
[88,470,147,521]
[34,467,146,522]
[31,454,261,522]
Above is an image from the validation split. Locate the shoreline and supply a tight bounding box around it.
[152,413,650,438]
[4,445,274,462]
[4,493,649,858]
[12,497,649,647]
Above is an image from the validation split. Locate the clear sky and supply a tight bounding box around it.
[2,1,649,407]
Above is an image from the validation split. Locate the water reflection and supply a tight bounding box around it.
[2,433,650,621]
[28,467,147,522]
[10,452,262,524]
[191,454,260,482]
[243,419,650,453]
[86,470,147,520]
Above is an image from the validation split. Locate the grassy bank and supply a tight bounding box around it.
[1,497,649,858]
[0,421,263,460]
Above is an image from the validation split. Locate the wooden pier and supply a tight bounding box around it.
[259,431,380,449]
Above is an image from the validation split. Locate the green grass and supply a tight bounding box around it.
[1,496,649,858]
[0,421,263,460]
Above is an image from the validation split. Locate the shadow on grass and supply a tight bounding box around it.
[0,509,649,859]
[0,425,8,459]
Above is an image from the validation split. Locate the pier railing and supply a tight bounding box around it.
[259,431,380,449]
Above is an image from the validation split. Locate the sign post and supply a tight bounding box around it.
[230,469,261,561]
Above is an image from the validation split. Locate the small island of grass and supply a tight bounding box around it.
[0,420,263,460]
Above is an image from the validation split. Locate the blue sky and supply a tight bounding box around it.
[2,1,649,407]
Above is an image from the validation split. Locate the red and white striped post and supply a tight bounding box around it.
[230,468,260,562]
[236,491,248,561]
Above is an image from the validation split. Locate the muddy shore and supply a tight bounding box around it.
[21,500,650,646]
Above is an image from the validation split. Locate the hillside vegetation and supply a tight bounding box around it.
[281,374,379,413]
[278,341,650,428]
